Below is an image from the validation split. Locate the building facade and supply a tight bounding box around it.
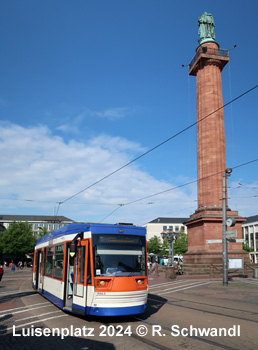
[143,217,188,241]
[242,215,258,263]
[0,215,74,235]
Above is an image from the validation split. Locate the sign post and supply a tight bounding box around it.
[222,168,236,286]
[222,170,228,286]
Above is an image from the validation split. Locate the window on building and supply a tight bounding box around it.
[175,226,179,231]
[250,233,254,250]
[169,226,173,230]
[163,226,167,231]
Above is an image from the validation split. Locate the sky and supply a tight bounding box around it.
[0,0,258,226]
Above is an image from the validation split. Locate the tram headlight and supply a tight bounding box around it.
[100,280,105,286]
[137,279,142,285]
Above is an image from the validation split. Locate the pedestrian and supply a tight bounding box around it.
[0,264,4,283]
[177,259,183,275]
[152,261,159,272]
[11,263,16,273]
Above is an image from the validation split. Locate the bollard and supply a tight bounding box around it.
[253,268,258,279]
[165,267,176,280]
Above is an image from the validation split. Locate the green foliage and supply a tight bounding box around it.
[242,242,252,252]
[0,221,36,259]
[160,239,169,256]
[174,231,188,255]
[147,231,188,256]
[147,235,162,254]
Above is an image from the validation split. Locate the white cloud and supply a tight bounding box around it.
[56,111,87,134]
[93,107,131,120]
[0,121,198,224]
[55,107,132,135]
[0,121,256,225]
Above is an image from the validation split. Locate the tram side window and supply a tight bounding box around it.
[54,244,64,280]
[79,246,85,283]
[87,244,91,284]
[43,248,46,275]
[34,251,38,271]
[45,246,54,277]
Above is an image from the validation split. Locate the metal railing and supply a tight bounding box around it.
[189,47,229,72]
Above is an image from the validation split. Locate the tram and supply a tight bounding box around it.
[32,223,148,316]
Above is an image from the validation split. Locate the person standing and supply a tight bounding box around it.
[0,264,4,283]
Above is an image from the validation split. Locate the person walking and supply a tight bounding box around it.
[0,264,4,283]
[11,263,16,273]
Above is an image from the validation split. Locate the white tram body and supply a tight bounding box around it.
[32,223,148,316]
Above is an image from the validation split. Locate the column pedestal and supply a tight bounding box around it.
[183,208,248,264]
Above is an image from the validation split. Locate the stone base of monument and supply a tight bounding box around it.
[165,267,176,280]
[183,250,249,265]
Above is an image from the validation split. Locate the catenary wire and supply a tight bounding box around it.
[3,158,258,216]
[57,84,258,207]
[3,86,257,216]
[98,157,258,222]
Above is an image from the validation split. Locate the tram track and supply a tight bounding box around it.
[130,316,242,350]
[1,278,257,350]
[128,279,258,349]
[149,293,258,316]
[147,295,258,324]
[147,279,258,322]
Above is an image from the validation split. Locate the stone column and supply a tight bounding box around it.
[195,42,226,210]
[183,40,248,265]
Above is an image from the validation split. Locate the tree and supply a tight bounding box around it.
[160,239,169,256]
[242,242,252,253]
[0,221,36,260]
[174,231,188,255]
[147,235,162,255]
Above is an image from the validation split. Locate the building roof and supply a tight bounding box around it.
[243,215,258,225]
[148,217,189,224]
[0,215,74,223]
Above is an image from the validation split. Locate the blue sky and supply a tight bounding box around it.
[0,0,257,225]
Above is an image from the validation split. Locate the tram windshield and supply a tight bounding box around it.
[92,234,146,277]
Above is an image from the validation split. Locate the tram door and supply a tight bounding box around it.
[35,249,44,291]
[64,241,88,310]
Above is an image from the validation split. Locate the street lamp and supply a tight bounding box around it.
[161,230,178,267]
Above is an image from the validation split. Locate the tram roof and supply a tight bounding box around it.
[36,223,146,245]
